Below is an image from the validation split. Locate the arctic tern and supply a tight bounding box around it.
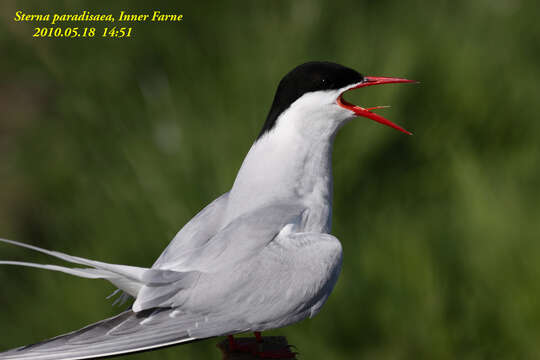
[0,61,414,359]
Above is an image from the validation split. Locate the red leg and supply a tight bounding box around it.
[227,334,257,354]
[254,331,263,343]
[227,335,236,350]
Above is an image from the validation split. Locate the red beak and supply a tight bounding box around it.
[337,76,416,135]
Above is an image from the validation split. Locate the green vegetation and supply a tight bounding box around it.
[1,0,540,358]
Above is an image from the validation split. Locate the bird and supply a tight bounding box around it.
[0,61,414,359]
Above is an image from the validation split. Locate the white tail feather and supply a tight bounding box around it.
[0,238,148,282]
[0,260,113,279]
[0,238,196,309]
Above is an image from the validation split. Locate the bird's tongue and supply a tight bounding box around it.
[338,76,415,135]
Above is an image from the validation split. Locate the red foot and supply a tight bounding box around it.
[228,335,258,353]
[227,334,297,359]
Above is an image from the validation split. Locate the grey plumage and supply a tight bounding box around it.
[0,308,244,360]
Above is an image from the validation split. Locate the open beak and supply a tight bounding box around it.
[337,76,416,135]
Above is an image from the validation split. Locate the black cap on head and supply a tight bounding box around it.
[258,61,364,139]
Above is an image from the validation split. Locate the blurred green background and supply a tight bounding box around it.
[1,0,540,359]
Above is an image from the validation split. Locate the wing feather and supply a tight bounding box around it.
[152,192,229,270]
[0,308,246,360]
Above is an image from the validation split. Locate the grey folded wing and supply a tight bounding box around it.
[0,308,248,360]
[152,192,230,270]
[133,202,308,311]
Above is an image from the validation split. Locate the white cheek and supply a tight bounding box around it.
[292,91,336,109]
[268,89,356,140]
[290,90,347,118]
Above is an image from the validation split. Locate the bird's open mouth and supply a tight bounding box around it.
[337,76,416,135]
